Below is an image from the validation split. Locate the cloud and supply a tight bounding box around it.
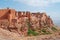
[50,0,60,3]
[13,0,60,7]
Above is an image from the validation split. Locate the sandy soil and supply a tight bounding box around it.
[0,28,60,40]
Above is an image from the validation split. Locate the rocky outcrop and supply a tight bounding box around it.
[0,28,60,40]
[0,8,54,36]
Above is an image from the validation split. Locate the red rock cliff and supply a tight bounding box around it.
[0,8,54,36]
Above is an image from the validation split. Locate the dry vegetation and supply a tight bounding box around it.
[0,8,60,40]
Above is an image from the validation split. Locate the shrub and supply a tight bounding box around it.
[41,28,51,34]
[28,29,39,36]
[51,27,57,31]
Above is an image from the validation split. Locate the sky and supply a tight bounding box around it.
[0,0,60,26]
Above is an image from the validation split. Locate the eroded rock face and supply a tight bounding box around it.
[0,8,54,36]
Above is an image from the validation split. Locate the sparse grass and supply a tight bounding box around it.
[28,29,39,36]
[41,28,52,35]
[26,20,39,36]
[51,27,57,31]
[26,19,58,36]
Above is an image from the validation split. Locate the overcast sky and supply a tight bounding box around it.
[0,0,60,22]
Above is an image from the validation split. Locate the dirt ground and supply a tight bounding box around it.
[0,28,60,40]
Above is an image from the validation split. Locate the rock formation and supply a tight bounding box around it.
[0,8,54,36]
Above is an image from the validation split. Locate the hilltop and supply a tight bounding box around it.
[0,8,60,40]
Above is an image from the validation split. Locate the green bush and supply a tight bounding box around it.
[41,29,51,34]
[28,29,39,36]
[51,27,57,31]
[26,20,38,36]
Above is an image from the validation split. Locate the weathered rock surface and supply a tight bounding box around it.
[0,8,54,36]
[0,28,60,40]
